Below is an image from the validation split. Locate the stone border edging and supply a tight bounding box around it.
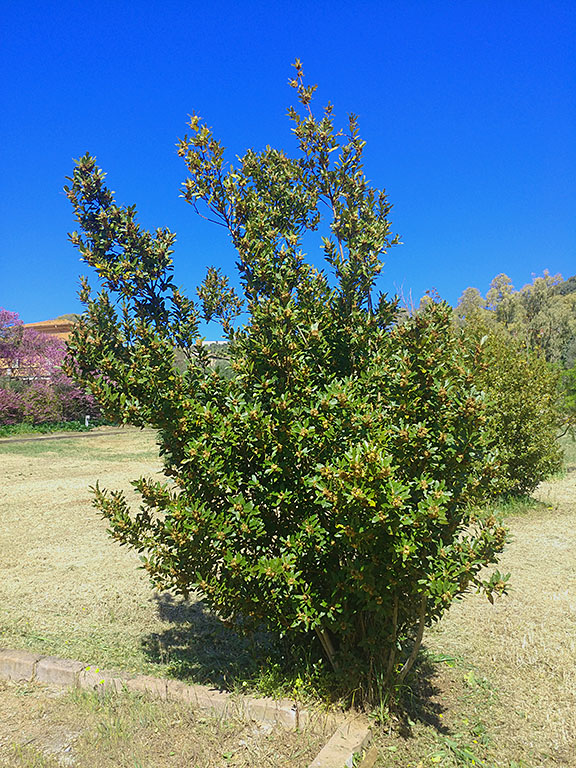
[0,648,372,767]
[308,717,373,767]
[0,648,306,728]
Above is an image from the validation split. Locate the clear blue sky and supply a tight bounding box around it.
[1,0,574,329]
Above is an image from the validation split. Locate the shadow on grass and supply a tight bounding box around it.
[142,597,463,724]
[141,593,275,690]
[493,494,549,517]
[393,649,451,738]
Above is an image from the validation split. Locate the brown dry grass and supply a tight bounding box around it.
[0,428,264,685]
[0,679,324,768]
[3,427,575,767]
[1,427,299,705]
[370,440,576,768]
[0,427,329,767]
[0,427,176,673]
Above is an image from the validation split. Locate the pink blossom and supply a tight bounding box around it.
[0,308,99,425]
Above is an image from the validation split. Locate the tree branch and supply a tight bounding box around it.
[396,594,427,686]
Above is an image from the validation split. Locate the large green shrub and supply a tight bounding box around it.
[65,64,507,703]
[464,319,562,496]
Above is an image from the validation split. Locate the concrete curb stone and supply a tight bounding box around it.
[356,744,379,768]
[0,649,321,732]
[0,649,43,681]
[125,674,169,699]
[35,656,85,686]
[307,717,373,768]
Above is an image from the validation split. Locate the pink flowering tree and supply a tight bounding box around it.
[0,309,64,378]
[0,309,98,424]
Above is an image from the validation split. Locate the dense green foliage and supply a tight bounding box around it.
[65,64,508,703]
[561,363,576,425]
[456,272,571,490]
[0,420,95,438]
[464,320,562,495]
[457,271,576,367]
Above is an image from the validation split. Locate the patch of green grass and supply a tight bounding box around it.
[0,420,95,438]
[0,429,158,460]
[369,652,519,768]
[0,439,89,457]
[7,744,61,768]
[136,596,336,703]
[490,494,547,518]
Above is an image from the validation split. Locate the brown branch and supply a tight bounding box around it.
[385,596,399,683]
[396,594,427,686]
[315,627,339,671]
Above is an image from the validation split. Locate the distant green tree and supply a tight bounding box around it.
[463,314,562,495]
[455,286,488,325]
[461,271,576,366]
[65,62,507,704]
[459,271,576,439]
[485,273,516,328]
[559,363,576,434]
[517,272,576,366]
[554,275,576,297]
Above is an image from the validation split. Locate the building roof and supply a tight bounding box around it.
[23,316,77,340]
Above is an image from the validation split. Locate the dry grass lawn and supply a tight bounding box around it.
[0,427,262,685]
[371,440,576,768]
[0,679,323,768]
[1,427,176,674]
[0,427,327,767]
[2,428,575,767]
